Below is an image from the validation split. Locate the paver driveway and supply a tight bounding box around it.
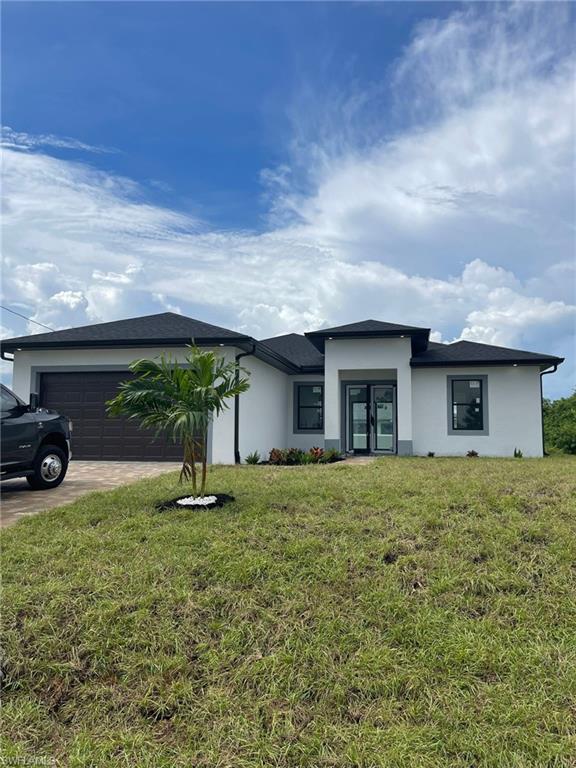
[1,461,181,528]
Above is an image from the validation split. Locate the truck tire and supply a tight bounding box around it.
[26,445,68,490]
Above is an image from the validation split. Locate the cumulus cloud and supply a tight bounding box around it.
[49,291,85,310]
[1,3,574,396]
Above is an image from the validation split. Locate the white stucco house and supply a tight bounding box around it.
[1,312,564,461]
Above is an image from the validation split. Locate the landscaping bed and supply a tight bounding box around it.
[246,446,343,465]
[156,493,235,511]
[2,456,575,767]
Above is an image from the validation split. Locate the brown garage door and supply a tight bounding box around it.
[40,371,184,461]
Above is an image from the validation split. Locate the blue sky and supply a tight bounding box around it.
[1,1,575,397]
[2,1,459,228]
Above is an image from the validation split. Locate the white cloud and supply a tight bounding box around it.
[49,291,85,309]
[92,270,133,285]
[459,293,575,346]
[1,125,115,154]
[153,294,182,316]
[0,324,17,382]
[391,3,572,121]
[0,3,574,397]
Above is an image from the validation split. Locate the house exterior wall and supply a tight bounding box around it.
[238,356,288,461]
[9,342,547,463]
[10,345,239,464]
[411,365,544,457]
[323,337,413,453]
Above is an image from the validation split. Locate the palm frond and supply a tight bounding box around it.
[105,344,250,486]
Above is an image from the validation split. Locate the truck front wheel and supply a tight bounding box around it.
[27,445,68,490]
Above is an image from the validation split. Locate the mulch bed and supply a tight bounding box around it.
[155,493,235,512]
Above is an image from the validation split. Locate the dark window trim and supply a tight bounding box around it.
[293,382,324,434]
[339,379,398,454]
[452,379,484,431]
[446,374,489,436]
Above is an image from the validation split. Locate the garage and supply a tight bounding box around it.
[40,372,184,461]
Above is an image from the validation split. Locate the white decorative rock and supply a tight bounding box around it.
[176,495,218,507]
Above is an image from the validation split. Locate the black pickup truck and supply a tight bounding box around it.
[1,384,72,489]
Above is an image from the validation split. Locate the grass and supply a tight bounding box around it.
[2,456,575,767]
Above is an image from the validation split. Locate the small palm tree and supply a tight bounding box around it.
[107,345,250,495]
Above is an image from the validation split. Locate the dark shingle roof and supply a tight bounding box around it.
[305,319,430,354]
[0,312,562,372]
[306,319,429,336]
[0,312,251,351]
[411,340,564,367]
[259,334,325,370]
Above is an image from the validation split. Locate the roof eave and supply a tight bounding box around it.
[305,328,430,340]
[305,328,430,353]
[1,336,311,375]
[0,336,254,353]
[410,357,564,368]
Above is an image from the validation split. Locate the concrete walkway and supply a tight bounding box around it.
[1,461,181,528]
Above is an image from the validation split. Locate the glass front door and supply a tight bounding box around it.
[346,384,396,454]
[372,386,394,452]
[348,386,369,452]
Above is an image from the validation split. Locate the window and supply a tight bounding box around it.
[451,379,483,431]
[1,387,20,413]
[295,383,323,432]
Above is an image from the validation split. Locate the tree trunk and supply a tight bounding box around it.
[190,439,198,494]
[179,437,190,484]
[200,431,208,496]
[180,435,197,495]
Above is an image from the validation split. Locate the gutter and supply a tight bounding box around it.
[234,343,256,464]
[410,358,564,368]
[539,364,558,456]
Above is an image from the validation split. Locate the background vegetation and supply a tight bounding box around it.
[543,390,576,454]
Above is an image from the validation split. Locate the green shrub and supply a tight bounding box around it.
[543,391,576,454]
[285,447,305,465]
[267,447,342,465]
[299,452,315,464]
[309,446,324,462]
[322,448,343,463]
[245,451,261,465]
[268,448,287,465]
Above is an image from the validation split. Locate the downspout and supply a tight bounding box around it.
[540,364,558,457]
[234,343,256,464]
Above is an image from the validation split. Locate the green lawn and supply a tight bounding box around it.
[2,457,575,767]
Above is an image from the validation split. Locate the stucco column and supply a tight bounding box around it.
[11,351,34,400]
[396,363,413,455]
[209,347,237,464]
[323,344,341,451]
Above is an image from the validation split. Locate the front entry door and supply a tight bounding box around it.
[346,384,396,454]
[372,386,395,452]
